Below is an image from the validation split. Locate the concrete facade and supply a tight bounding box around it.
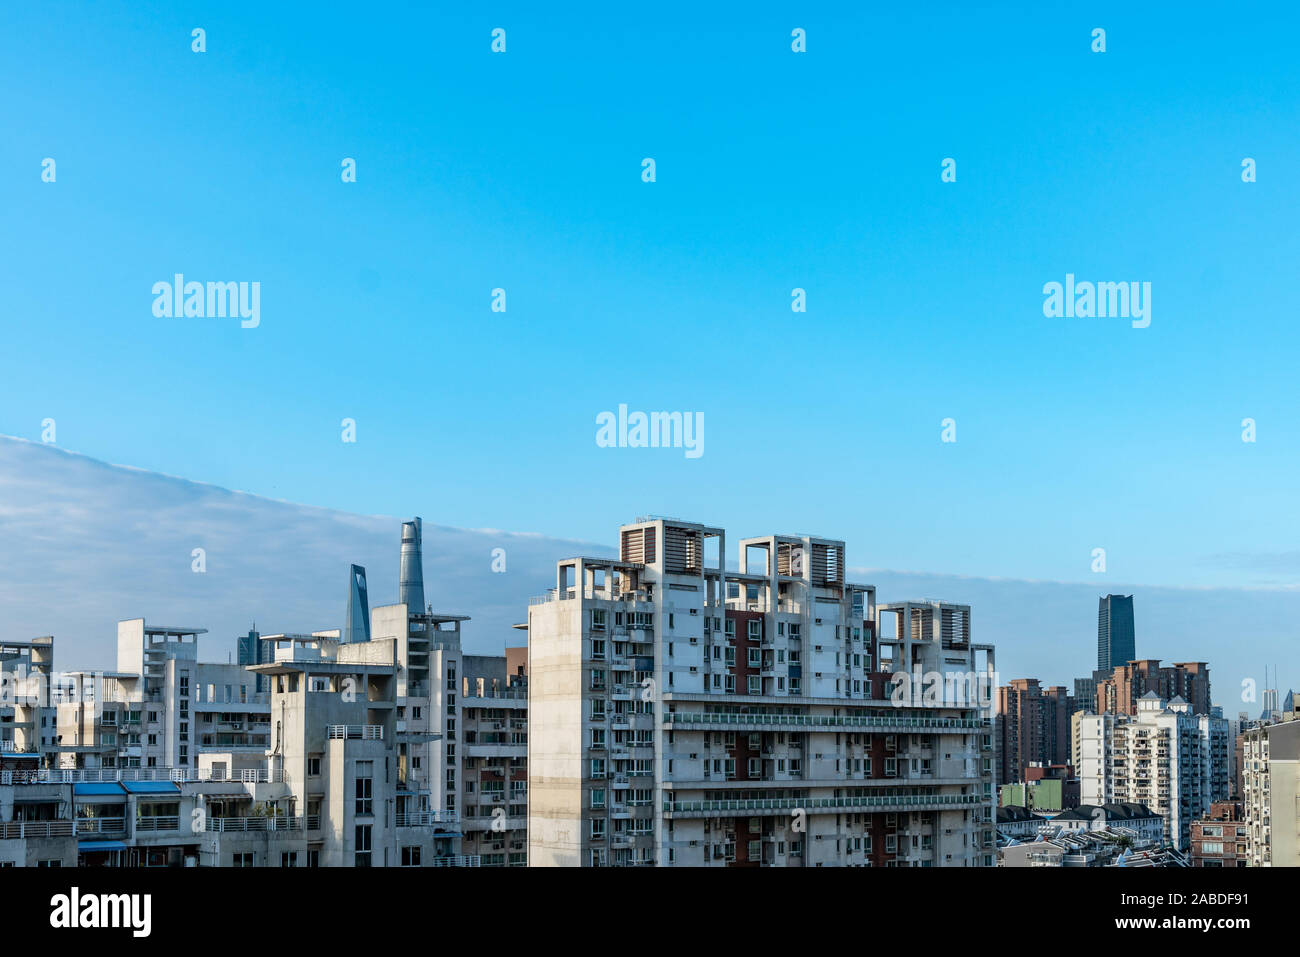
[528,517,997,867]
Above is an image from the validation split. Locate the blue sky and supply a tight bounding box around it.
[3,2,1300,591]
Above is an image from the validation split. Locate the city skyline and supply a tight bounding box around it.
[0,435,1291,714]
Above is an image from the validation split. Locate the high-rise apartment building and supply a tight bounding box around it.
[1095,660,1211,716]
[528,517,997,867]
[1241,718,1300,866]
[1096,594,1136,672]
[0,637,55,754]
[1073,693,1229,850]
[460,652,528,865]
[995,678,1073,785]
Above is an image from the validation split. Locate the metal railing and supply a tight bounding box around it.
[75,816,126,834]
[663,712,985,731]
[134,816,180,832]
[0,767,288,785]
[327,725,383,740]
[0,820,76,838]
[201,815,304,832]
[429,855,482,867]
[664,793,985,815]
[395,810,460,827]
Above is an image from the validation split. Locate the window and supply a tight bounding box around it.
[402,846,422,866]
[747,620,761,640]
[591,609,607,632]
[355,825,372,866]
[281,852,298,867]
[233,853,254,867]
[591,639,606,660]
[308,757,321,776]
[355,760,374,815]
[591,788,606,809]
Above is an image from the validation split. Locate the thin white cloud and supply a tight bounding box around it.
[1,435,1294,712]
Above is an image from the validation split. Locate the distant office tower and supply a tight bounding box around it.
[1096,594,1136,671]
[237,627,270,692]
[996,678,1073,785]
[1095,659,1211,715]
[400,517,426,613]
[1072,669,1109,715]
[344,564,371,643]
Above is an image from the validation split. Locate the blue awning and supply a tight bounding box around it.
[78,841,127,852]
[74,782,126,796]
[121,781,179,794]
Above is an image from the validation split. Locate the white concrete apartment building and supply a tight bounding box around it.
[0,637,55,756]
[1241,718,1300,867]
[460,650,528,865]
[0,516,518,867]
[41,621,274,775]
[528,517,997,868]
[1,627,466,867]
[1074,693,1229,851]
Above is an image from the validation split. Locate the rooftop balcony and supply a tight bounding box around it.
[0,820,76,839]
[327,725,383,740]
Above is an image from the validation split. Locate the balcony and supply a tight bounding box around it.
[75,817,126,834]
[134,816,181,832]
[0,820,76,839]
[396,810,459,827]
[1,767,288,785]
[663,712,984,732]
[202,816,304,833]
[327,725,383,740]
[663,792,985,818]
